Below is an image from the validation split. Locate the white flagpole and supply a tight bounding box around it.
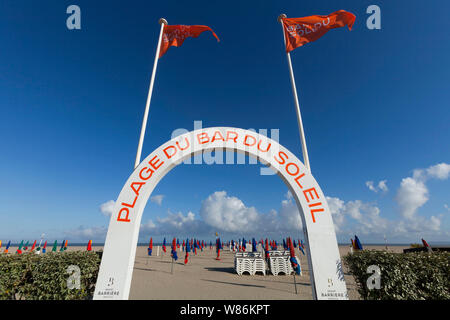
[278,14,311,172]
[134,18,168,169]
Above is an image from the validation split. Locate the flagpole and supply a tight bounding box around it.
[278,14,311,172]
[134,18,168,169]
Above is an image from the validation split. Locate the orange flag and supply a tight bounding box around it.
[281,10,356,52]
[159,25,219,58]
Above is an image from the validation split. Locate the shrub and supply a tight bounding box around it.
[0,251,101,300]
[343,250,450,300]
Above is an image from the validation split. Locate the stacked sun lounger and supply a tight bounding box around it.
[235,252,266,275]
[253,258,266,275]
[235,252,263,258]
[234,250,301,276]
[268,251,302,276]
[268,250,290,257]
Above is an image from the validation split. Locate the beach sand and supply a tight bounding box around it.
[127,244,406,300]
[4,244,408,300]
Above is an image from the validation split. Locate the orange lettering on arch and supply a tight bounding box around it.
[286,162,299,176]
[244,135,256,146]
[274,151,288,165]
[257,140,271,152]
[309,202,325,223]
[117,207,130,222]
[131,182,145,196]
[303,187,319,203]
[139,167,154,180]
[310,208,324,223]
[176,137,190,151]
[122,196,138,208]
[163,145,177,159]
[226,131,238,143]
[211,131,225,142]
[294,173,306,189]
[197,133,210,144]
[149,155,164,170]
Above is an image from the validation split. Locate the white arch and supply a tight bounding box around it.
[94,127,347,300]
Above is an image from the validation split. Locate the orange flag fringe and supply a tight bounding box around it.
[281,10,356,52]
[159,25,220,58]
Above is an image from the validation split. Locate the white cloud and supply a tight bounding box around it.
[393,215,442,234]
[325,196,346,232]
[378,180,388,193]
[326,196,387,236]
[352,202,387,235]
[395,162,450,219]
[99,200,115,217]
[140,210,211,236]
[430,215,442,230]
[388,163,450,237]
[198,191,305,235]
[150,194,164,206]
[140,191,306,238]
[326,194,443,240]
[278,194,303,231]
[285,190,293,199]
[64,226,107,241]
[426,163,450,180]
[396,177,429,219]
[199,191,259,233]
[156,211,196,230]
[324,163,450,240]
[411,163,450,182]
[141,220,156,229]
[365,180,388,193]
[345,201,365,220]
[94,161,449,242]
[365,181,376,192]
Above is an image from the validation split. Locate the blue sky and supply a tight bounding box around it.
[0,0,449,244]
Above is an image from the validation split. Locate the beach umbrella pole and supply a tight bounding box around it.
[293,273,298,294]
[171,257,174,274]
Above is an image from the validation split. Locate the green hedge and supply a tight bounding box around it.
[343,250,450,300]
[0,251,101,300]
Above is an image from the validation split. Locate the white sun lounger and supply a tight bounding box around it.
[269,255,301,276]
[235,256,266,275]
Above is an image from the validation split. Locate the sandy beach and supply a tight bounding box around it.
[127,245,407,300]
[4,244,408,300]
